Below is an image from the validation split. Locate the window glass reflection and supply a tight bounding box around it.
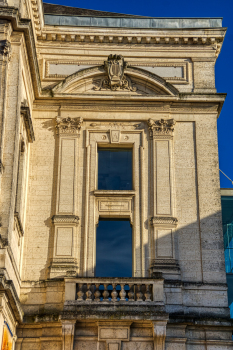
[222,196,233,273]
[98,148,132,190]
[96,219,132,277]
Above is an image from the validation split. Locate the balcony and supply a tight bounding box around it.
[63,277,166,321]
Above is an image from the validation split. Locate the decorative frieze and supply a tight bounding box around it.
[37,33,223,49]
[150,216,178,228]
[55,116,83,135]
[51,215,79,226]
[147,118,176,139]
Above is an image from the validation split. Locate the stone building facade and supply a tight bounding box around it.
[0,0,232,349]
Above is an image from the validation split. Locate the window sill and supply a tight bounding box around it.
[94,190,135,197]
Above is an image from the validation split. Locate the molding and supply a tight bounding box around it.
[48,64,179,97]
[21,101,35,142]
[37,32,224,49]
[51,215,79,226]
[55,116,83,135]
[44,59,189,84]
[0,273,23,322]
[94,190,135,197]
[32,101,223,114]
[30,0,44,36]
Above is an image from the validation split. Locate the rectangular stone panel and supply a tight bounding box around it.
[155,140,171,215]
[58,138,75,214]
[108,343,119,350]
[157,229,173,258]
[99,200,130,212]
[56,227,73,256]
[100,328,128,340]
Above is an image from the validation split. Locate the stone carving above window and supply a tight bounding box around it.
[147,118,176,138]
[55,116,83,135]
[94,54,136,92]
[48,62,179,97]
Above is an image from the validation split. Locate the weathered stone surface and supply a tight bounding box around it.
[0,1,231,350]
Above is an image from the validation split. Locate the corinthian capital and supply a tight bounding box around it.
[0,40,11,61]
[147,118,175,139]
[56,117,83,135]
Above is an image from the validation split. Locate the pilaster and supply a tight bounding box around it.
[50,116,83,278]
[148,118,180,280]
[152,321,167,350]
[61,320,76,350]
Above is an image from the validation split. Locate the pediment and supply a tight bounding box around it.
[49,65,179,97]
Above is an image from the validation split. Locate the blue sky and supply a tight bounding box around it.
[45,0,233,188]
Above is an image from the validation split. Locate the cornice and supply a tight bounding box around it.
[37,27,226,57]
[0,5,41,97]
[0,272,23,322]
[32,97,225,117]
[31,0,44,36]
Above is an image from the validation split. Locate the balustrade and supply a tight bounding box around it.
[72,278,156,302]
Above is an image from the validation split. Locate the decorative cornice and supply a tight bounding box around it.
[0,273,23,322]
[150,216,178,227]
[21,101,35,143]
[52,215,80,226]
[148,118,176,139]
[31,0,43,36]
[37,32,224,49]
[55,117,83,135]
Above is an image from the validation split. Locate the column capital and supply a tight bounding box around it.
[147,118,175,139]
[0,40,11,62]
[56,116,83,135]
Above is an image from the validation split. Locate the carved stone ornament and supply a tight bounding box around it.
[148,118,176,138]
[56,116,83,135]
[94,54,136,92]
[0,40,11,61]
[110,130,120,143]
[150,216,178,227]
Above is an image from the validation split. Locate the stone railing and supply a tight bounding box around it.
[64,277,164,304]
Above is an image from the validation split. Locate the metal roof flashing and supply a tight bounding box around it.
[44,15,222,29]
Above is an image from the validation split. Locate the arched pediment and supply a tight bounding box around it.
[50,65,179,97]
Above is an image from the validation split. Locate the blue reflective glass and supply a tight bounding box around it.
[221,196,233,273]
[98,149,132,190]
[96,219,132,277]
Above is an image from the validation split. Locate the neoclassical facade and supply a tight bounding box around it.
[0,1,231,349]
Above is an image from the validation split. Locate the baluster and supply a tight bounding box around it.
[119,284,126,301]
[145,284,152,301]
[136,284,143,301]
[86,284,92,300]
[128,284,134,302]
[94,284,101,301]
[111,283,118,302]
[103,284,109,300]
[77,283,84,301]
